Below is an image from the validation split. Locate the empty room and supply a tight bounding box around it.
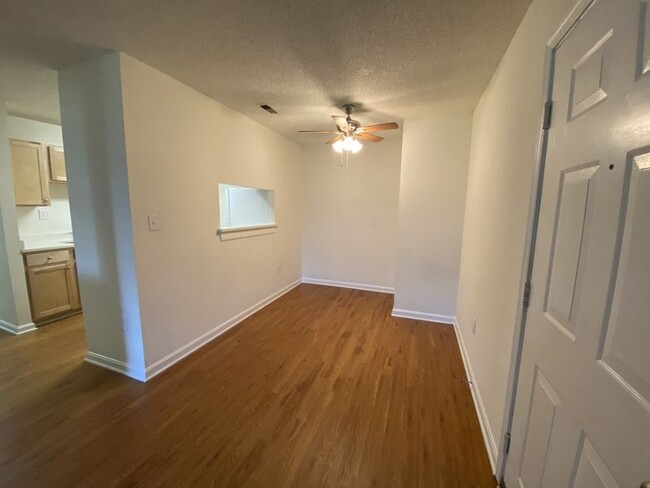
[0,0,648,487]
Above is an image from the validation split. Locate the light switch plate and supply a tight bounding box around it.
[147,214,160,231]
[37,207,51,220]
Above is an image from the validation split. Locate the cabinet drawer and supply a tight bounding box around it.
[25,249,71,267]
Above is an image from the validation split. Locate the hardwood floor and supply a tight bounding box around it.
[0,284,495,488]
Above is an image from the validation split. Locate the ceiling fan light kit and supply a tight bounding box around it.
[333,136,362,154]
[298,104,399,159]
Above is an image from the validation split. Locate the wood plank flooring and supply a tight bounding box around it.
[0,284,494,488]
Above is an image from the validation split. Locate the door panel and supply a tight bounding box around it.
[518,368,560,488]
[599,150,650,406]
[545,163,599,335]
[505,1,650,487]
[638,1,650,77]
[569,31,611,119]
[572,438,620,488]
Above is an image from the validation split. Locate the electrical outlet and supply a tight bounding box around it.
[472,318,477,335]
[147,214,160,231]
[37,207,51,220]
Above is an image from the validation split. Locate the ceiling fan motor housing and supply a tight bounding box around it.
[348,120,361,132]
[341,104,360,132]
[342,103,356,115]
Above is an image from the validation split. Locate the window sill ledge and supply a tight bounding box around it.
[217,224,277,241]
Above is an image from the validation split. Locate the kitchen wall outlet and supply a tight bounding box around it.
[37,207,51,220]
[472,318,477,336]
[147,214,160,231]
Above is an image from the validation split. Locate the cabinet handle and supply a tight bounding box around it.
[66,266,71,270]
[47,256,53,260]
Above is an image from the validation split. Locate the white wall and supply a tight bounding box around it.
[58,52,146,378]
[0,102,32,327]
[118,54,304,370]
[393,112,472,320]
[302,139,402,291]
[455,0,584,464]
[6,115,73,239]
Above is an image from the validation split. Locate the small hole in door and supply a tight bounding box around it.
[608,164,614,170]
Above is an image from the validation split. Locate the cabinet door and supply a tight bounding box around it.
[10,139,50,206]
[27,261,79,323]
[48,145,67,182]
[67,257,81,310]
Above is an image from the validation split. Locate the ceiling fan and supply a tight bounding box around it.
[298,104,399,153]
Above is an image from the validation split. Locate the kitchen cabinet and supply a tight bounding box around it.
[48,145,67,182]
[10,139,51,206]
[24,248,81,324]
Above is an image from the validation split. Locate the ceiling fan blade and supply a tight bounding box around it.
[332,115,350,132]
[359,122,399,133]
[297,130,339,134]
[355,133,383,142]
[326,134,343,144]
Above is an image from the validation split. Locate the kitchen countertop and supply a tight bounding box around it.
[20,232,75,254]
[21,242,75,254]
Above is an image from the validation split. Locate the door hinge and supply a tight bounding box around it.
[504,432,512,455]
[523,282,532,308]
[542,101,553,130]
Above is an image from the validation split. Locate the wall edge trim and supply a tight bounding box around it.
[391,309,455,325]
[453,318,498,473]
[301,277,394,294]
[0,319,36,335]
[85,351,146,381]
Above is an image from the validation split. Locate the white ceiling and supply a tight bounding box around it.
[0,0,531,143]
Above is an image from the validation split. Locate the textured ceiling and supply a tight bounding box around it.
[0,0,531,143]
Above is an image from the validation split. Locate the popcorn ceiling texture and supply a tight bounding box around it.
[0,0,531,141]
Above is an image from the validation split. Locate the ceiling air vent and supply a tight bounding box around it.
[260,104,278,114]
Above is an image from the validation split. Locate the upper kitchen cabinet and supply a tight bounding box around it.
[10,139,51,206]
[48,145,67,182]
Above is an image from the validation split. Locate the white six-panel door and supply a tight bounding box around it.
[504,1,650,487]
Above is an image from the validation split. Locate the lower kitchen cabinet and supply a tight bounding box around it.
[24,248,81,324]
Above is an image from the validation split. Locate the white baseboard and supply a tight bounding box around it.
[0,319,37,335]
[144,279,302,381]
[85,351,146,381]
[301,277,394,294]
[453,319,498,473]
[391,308,455,325]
